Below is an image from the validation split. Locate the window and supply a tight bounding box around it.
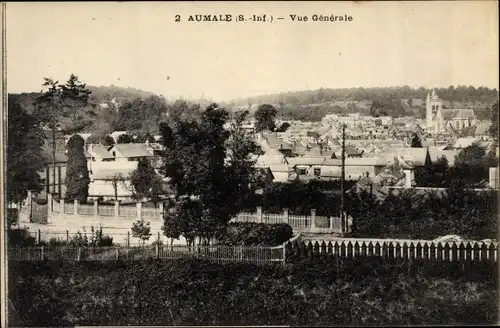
[298,168,307,175]
[314,168,321,177]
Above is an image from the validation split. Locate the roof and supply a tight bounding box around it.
[453,137,479,149]
[88,144,114,159]
[268,163,293,173]
[112,143,153,158]
[255,154,287,167]
[287,157,327,166]
[475,122,492,136]
[441,108,475,120]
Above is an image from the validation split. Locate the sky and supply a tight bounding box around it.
[6,1,499,102]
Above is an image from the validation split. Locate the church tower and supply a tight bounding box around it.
[426,90,442,130]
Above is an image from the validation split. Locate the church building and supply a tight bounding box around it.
[426,90,475,134]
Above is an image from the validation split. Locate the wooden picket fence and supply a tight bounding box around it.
[8,244,286,266]
[287,237,498,262]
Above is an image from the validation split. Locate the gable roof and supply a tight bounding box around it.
[475,122,492,136]
[287,157,327,166]
[112,143,153,158]
[441,108,475,120]
[88,144,114,159]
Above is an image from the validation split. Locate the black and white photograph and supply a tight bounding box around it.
[1,1,499,327]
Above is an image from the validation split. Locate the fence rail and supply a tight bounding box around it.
[288,238,498,262]
[8,245,286,266]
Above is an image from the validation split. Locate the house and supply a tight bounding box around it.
[108,143,154,162]
[254,153,294,183]
[88,167,136,200]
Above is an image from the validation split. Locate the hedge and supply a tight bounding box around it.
[8,258,497,327]
[216,222,293,246]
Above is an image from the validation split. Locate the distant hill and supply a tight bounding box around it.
[10,85,156,115]
[229,86,499,121]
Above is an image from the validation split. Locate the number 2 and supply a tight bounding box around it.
[175,15,180,22]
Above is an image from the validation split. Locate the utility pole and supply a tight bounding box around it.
[340,123,346,234]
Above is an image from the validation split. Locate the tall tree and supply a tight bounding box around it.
[160,104,260,244]
[65,135,90,202]
[59,74,93,132]
[129,158,162,201]
[254,104,277,132]
[7,95,46,204]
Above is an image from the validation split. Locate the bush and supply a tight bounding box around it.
[8,228,37,246]
[8,258,497,327]
[216,222,293,246]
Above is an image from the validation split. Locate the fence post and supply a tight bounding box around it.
[257,206,263,223]
[40,245,44,260]
[155,242,159,259]
[136,201,142,218]
[77,247,81,262]
[66,230,69,243]
[127,231,130,247]
[311,209,316,229]
[283,208,289,224]
[282,245,286,266]
[114,200,120,217]
[61,198,65,214]
[73,199,78,215]
[158,202,164,218]
[157,231,160,243]
[47,193,53,212]
[37,229,41,244]
[94,199,99,216]
[116,248,119,261]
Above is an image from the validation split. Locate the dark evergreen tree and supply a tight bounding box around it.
[7,95,46,204]
[65,135,90,202]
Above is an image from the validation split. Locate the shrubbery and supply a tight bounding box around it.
[8,258,497,326]
[216,222,293,247]
[346,183,498,240]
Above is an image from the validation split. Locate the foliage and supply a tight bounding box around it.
[7,94,46,204]
[33,75,92,133]
[488,101,498,142]
[215,222,293,246]
[254,104,277,132]
[131,218,152,246]
[160,104,261,244]
[111,95,168,135]
[65,135,91,202]
[135,133,155,144]
[8,228,37,246]
[8,258,497,327]
[102,135,115,147]
[346,185,497,240]
[410,133,423,147]
[116,134,134,144]
[415,154,450,187]
[129,158,163,201]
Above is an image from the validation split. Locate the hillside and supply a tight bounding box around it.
[229,86,499,121]
[10,85,156,115]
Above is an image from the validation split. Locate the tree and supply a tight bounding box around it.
[65,135,90,202]
[58,74,93,133]
[160,104,260,245]
[131,218,152,246]
[86,134,101,145]
[451,144,492,187]
[107,173,126,201]
[117,134,134,144]
[136,133,155,144]
[254,104,277,132]
[410,133,423,147]
[129,158,162,201]
[7,95,46,204]
[102,135,115,147]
